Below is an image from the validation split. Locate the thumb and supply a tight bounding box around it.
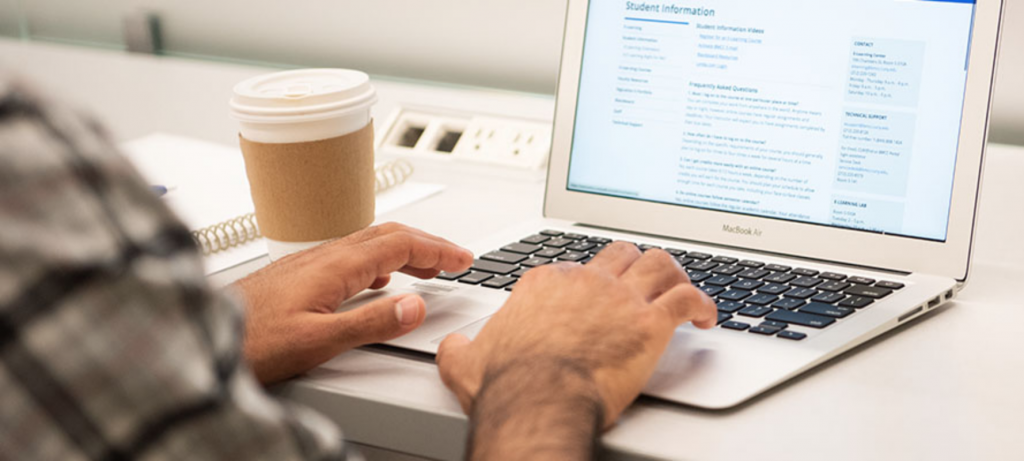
[436,333,475,412]
[330,294,426,348]
[436,333,471,375]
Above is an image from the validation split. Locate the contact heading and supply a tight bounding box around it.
[626,1,716,17]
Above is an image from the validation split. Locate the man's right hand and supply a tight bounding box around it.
[436,242,717,460]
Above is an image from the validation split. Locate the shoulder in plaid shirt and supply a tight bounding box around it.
[0,76,350,460]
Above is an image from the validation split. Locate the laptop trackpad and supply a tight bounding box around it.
[343,282,504,353]
[431,316,491,345]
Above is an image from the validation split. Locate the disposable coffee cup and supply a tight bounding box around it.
[230,69,378,260]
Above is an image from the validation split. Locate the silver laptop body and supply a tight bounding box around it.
[346,0,1004,409]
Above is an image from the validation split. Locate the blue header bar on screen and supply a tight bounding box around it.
[917,0,976,4]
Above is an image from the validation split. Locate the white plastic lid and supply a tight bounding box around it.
[230,69,378,124]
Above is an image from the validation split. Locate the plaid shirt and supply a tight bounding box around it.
[0,77,349,460]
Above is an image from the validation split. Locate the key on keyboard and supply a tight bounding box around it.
[437,270,469,281]
[758,283,790,295]
[847,276,876,285]
[481,251,527,264]
[482,276,517,289]
[721,321,750,331]
[749,325,781,335]
[521,234,550,244]
[778,330,807,341]
[567,241,597,252]
[717,301,745,313]
[838,296,874,308]
[544,237,575,248]
[705,275,738,286]
[534,247,565,258]
[765,310,835,328]
[732,279,765,290]
[719,289,752,301]
[738,305,772,318]
[737,268,770,279]
[502,243,542,255]
[458,272,494,285]
[800,302,854,318]
[844,284,893,299]
[520,257,552,267]
[471,259,519,275]
[558,251,588,262]
[764,272,797,284]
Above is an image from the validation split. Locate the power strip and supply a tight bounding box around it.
[376,106,552,170]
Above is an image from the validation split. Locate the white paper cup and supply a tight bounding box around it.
[230,69,378,260]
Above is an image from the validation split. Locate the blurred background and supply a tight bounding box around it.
[1,0,1020,145]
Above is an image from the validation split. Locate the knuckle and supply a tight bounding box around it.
[384,231,415,249]
[379,222,405,233]
[674,284,705,306]
[320,236,350,252]
[519,266,547,284]
[606,241,630,250]
[524,262,573,284]
[356,224,387,240]
[579,265,613,286]
[645,249,676,267]
[608,241,641,255]
[554,261,585,276]
[541,262,565,273]
[637,250,686,283]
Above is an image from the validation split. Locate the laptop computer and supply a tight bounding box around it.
[344,0,1004,409]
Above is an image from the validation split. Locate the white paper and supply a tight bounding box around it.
[121,133,444,274]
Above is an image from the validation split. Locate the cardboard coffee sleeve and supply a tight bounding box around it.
[239,122,375,242]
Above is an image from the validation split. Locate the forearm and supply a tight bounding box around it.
[467,358,604,461]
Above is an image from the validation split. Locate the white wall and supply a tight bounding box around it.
[0,0,21,37]
[991,0,1024,145]
[18,0,568,94]
[7,0,1024,143]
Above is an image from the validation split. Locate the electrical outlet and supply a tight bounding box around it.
[378,107,551,170]
[453,117,550,169]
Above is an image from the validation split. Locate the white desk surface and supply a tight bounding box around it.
[4,39,1022,461]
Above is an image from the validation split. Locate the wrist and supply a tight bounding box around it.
[467,357,604,461]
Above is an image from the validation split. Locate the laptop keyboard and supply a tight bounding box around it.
[435,230,905,341]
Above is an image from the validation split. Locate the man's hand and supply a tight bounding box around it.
[436,242,716,460]
[234,223,474,385]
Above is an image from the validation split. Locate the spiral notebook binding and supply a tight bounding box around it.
[193,214,261,256]
[375,159,414,193]
[191,159,415,256]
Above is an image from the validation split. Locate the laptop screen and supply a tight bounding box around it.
[566,0,977,242]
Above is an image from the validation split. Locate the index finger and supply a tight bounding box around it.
[359,231,475,275]
[332,222,463,250]
[316,230,473,298]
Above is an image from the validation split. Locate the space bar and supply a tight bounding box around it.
[765,310,836,329]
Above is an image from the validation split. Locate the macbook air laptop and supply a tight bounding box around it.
[344,0,1004,409]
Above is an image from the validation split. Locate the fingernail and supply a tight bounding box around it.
[396,296,420,326]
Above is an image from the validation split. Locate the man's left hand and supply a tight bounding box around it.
[233,223,474,385]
